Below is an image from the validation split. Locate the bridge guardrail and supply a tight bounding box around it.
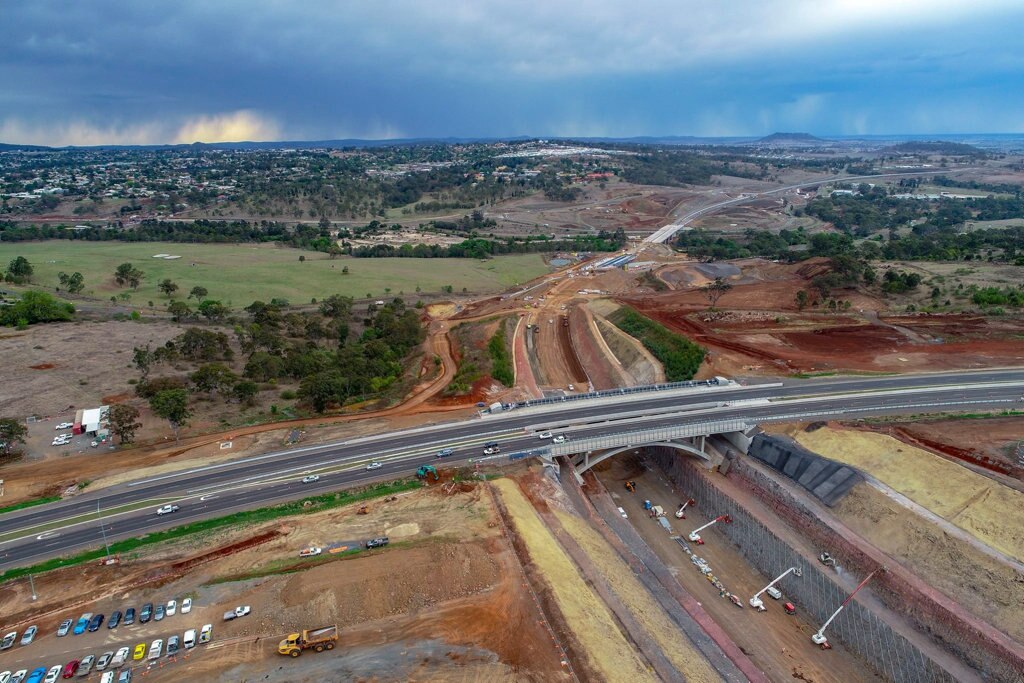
[511,378,724,411]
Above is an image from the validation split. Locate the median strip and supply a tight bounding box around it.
[0,479,422,583]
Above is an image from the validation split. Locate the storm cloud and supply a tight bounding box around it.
[1,0,1022,145]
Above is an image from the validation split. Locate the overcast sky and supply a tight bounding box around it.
[2,0,1023,145]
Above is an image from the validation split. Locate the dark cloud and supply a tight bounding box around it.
[1,0,1022,144]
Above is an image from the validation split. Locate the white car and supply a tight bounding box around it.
[100,672,114,683]
[55,423,73,430]
[552,434,567,444]
[166,599,177,616]
[148,639,163,660]
[299,546,322,558]
[156,504,180,516]
[181,598,192,614]
[199,624,212,644]
[96,652,114,671]
[536,431,552,439]
[44,666,62,683]
[301,475,320,484]
[183,629,196,649]
[233,605,251,618]
[111,647,130,667]
[365,461,382,470]
[1,671,11,683]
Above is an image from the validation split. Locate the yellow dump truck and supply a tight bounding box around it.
[277,625,338,657]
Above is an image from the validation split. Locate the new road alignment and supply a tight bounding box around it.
[1,370,1022,570]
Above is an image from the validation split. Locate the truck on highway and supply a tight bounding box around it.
[277,625,338,657]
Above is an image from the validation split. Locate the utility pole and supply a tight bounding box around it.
[97,499,112,560]
[29,573,37,601]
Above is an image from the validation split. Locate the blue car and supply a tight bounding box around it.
[26,668,48,683]
[72,612,93,635]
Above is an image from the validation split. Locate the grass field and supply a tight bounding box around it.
[0,241,549,307]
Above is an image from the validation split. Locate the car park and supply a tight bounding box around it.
[199,624,212,644]
[148,639,163,660]
[72,614,92,635]
[76,656,94,677]
[183,629,196,649]
[365,461,382,470]
[107,610,121,629]
[60,660,78,679]
[88,614,104,632]
[365,537,389,549]
[436,448,454,458]
[123,608,135,625]
[154,604,165,621]
[181,598,192,614]
[95,652,113,671]
[155,504,179,516]
[301,474,320,483]
[132,643,146,660]
[0,632,15,650]
[26,669,47,683]
[20,626,37,645]
[56,620,72,637]
[111,647,130,667]
[116,670,131,683]
[139,603,152,623]
[166,599,177,616]
[167,635,180,656]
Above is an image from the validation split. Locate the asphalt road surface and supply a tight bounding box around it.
[1,369,1022,570]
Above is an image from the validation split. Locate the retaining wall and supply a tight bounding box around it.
[650,448,1023,683]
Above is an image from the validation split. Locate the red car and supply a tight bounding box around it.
[62,660,80,679]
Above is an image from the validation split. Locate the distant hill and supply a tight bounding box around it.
[753,132,828,145]
[0,142,51,151]
[888,140,986,156]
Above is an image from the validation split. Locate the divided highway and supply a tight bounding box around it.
[2,369,1022,571]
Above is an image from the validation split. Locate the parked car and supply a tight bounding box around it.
[72,613,92,635]
[1,671,10,683]
[365,461,382,470]
[139,603,153,623]
[183,629,197,649]
[222,605,250,621]
[0,632,15,650]
[365,537,389,549]
[166,599,176,616]
[436,448,454,458]
[132,643,146,660]
[99,673,114,683]
[26,670,47,683]
[76,655,94,677]
[10,670,28,683]
[116,670,131,683]
[44,666,61,683]
[19,626,37,646]
[148,639,163,661]
[301,475,319,483]
[107,610,121,629]
[111,647,130,667]
[55,423,73,430]
[154,604,165,621]
[167,635,179,656]
[199,624,212,644]
[155,505,179,516]
[180,598,192,614]
[123,608,135,626]
[299,546,322,558]
[57,619,72,637]
[95,652,114,671]
[60,660,79,679]
[87,614,104,632]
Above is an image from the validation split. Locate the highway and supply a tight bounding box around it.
[644,167,983,244]
[1,369,1022,571]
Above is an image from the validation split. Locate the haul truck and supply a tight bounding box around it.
[278,625,338,657]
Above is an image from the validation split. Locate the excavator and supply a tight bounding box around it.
[416,465,439,481]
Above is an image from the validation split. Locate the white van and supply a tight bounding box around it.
[183,629,196,649]
[765,586,783,600]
